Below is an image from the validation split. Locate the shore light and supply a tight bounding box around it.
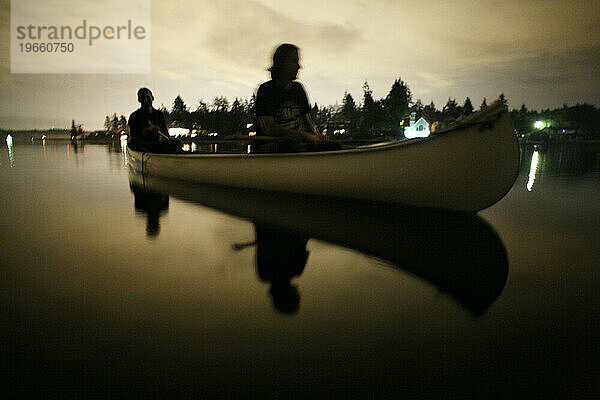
[168,127,190,136]
[7,134,14,168]
[534,121,544,129]
[527,151,539,192]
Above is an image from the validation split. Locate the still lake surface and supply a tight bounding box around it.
[1,140,599,398]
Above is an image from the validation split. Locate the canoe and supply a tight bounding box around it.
[127,101,519,213]
[128,174,509,316]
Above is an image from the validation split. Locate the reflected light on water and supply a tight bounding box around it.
[527,150,539,191]
[120,135,128,165]
[6,134,15,167]
[182,143,198,152]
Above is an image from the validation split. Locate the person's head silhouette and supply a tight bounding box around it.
[137,87,154,110]
[268,43,300,82]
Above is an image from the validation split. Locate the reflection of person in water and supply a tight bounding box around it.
[254,225,309,314]
[130,184,169,237]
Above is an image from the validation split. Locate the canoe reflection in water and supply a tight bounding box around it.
[130,184,169,237]
[128,172,509,316]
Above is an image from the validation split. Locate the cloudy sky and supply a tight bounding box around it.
[1,0,599,130]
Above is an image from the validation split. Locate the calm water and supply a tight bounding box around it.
[1,140,599,399]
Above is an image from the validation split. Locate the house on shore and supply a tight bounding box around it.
[403,112,431,139]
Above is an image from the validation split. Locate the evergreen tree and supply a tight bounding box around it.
[208,96,230,135]
[341,92,359,135]
[412,99,424,115]
[172,95,188,114]
[246,94,256,117]
[422,101,439,122]
[104,116,111,133]
[229,98,246,135]
[318,105,334,134]
[188,100,207,133]
[195,100,208,115]
[463,97,474,116]
[480,97,488,110]
[498,93,508,109]
[442,98,462,120]
[510,103,532,134]
[211,96,230,112]
[383,78,412,135]
[171,95,192,128]
[359,81,383,137]
[118,115,128,134]
[309,103,320,130]
[111,113,119,135]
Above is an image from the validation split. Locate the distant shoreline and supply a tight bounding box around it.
[3,130,600,145]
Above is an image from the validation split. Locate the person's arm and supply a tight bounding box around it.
[296,83,323,143]
[128,113,143,138]
[301,113,320,136]
[140,123,160,140]
[157,111,169,138]
[257,115,322,144]
[141,112,168,140]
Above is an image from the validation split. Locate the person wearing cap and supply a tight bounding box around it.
[254,44,324,152]
[128,87,170,152]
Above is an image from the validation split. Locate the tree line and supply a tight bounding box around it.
[102,79,600,140]
[510,103,600,140]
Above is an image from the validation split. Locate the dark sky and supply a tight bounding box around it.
[1,0,599,130]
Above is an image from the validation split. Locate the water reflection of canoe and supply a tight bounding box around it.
[128,172,509,316]
[127,102,519,213]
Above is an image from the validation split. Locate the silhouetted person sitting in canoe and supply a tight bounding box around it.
[128,88,182,153]
[254,44,338,153]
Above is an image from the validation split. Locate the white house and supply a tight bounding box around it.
[403,112,431,139]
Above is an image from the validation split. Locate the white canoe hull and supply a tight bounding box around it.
[127,105,519,213]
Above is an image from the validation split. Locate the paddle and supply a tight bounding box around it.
[158,131,176,142]
[143,120,186,151]
[145,120,171,142]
